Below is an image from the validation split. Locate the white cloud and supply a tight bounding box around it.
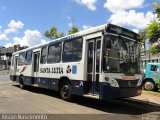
[104,0,144,13]
[108,10,154,29]
[5,20,24,34]
[74,0,97,11]
[82,25,93,30]
[13,30,46,47]
[0,33,8,40]
[5,43,13,48]
[132,29,139,33]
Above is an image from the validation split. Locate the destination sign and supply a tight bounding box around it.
[105,24,140,41]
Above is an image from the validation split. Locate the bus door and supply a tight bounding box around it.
[33,52,40,83]
[87,38,101,95]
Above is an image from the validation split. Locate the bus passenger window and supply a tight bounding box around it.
[40,46,47,64]
[47,43,61,63]
[25,51,32,65]
[18,52,26,66]
[62,38,82,62]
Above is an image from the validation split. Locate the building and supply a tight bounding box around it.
[141,50,160,69]
[0,45,28,70]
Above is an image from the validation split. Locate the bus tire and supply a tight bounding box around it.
[19,76,25,89]
[143,80,155,91]
[60,81,72,101]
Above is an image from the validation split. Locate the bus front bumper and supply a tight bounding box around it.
[99,83,142,100]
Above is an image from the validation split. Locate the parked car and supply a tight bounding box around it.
[142,63,160,91]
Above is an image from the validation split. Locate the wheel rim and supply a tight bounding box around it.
[62,84,70,97]
[145,82,154,91]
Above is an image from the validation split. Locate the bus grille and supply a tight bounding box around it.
[116,79,138,88]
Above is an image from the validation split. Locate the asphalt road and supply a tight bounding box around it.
[0,74,159,120]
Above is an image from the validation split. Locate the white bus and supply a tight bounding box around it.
[10,24,142,101]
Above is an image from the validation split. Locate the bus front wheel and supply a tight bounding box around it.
[143,80,155,91]
[19,76,25,89]
[60,81,72,101]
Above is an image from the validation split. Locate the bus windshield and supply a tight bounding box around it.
[103,35,141,74]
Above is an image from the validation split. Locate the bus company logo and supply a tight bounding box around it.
[40,67,63,74]
[66,65,72,73]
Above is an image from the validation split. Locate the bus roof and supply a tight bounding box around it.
[12,23,139,55]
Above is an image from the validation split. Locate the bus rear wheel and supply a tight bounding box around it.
[60,81,72,101]
[143,80,155,91]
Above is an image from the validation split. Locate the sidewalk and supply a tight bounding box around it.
[0,70,9,75]
[131,93,160,105]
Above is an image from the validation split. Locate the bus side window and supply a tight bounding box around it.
[25,51,32,65]
[40,46,47,64]
[47,43,61,63]
[62,38,82,62]
[18,52,26,66]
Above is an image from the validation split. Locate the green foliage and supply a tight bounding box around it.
[44,27,64,40]
[154,2,160,17]
[150,45,160,54]
[44,25,79,40]
[143,2,160,55]
[138,29,147,44]
[146,21,160,44]
[68,26,79,35]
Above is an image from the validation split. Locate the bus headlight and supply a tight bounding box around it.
[110,79,119,87]
[137,79,142,86]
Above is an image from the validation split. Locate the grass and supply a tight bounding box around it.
[142,90,160,97]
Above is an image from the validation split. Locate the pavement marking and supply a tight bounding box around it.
[0,81,12,85]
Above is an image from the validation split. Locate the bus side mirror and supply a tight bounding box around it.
[105,38,111,49]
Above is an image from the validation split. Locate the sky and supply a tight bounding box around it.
[0,0,156,48]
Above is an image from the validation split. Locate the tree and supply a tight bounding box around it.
[68,25,79,35]
[44,26,64,40]
[44,25,79,40]
[138,29,147,44]
[146,21,160,44]
[144,2,160,54]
